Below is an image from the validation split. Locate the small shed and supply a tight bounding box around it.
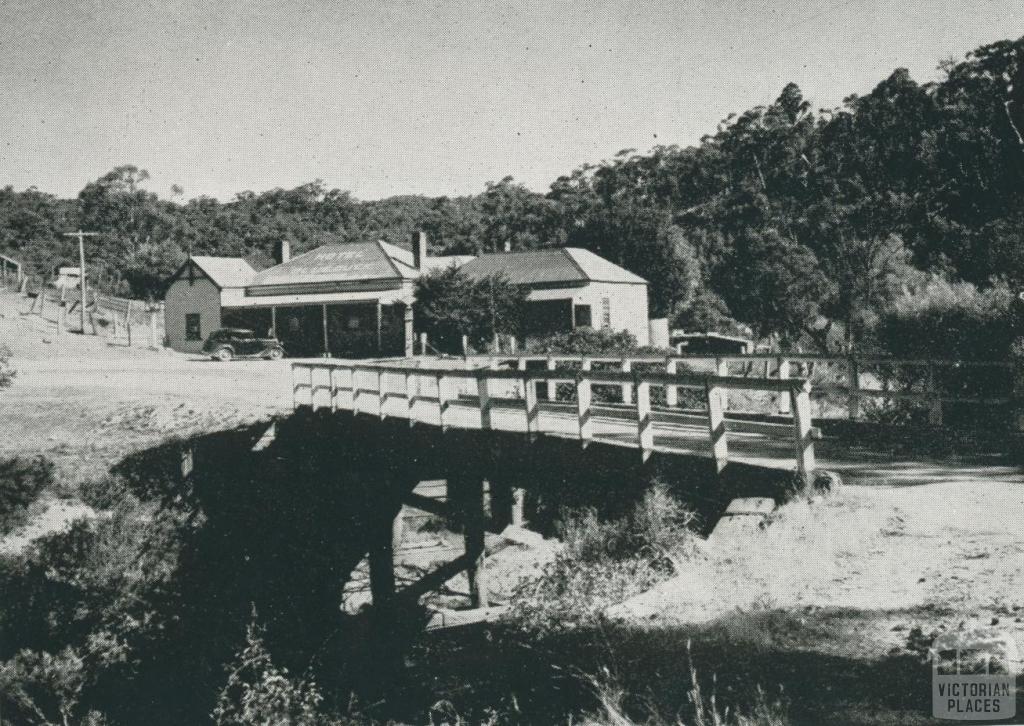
[672,332,752,355]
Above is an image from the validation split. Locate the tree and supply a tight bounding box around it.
[720,229,829,345]
[479,177,561,253]
[414,267,527,352]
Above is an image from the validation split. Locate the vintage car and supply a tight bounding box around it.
[202,328,285,361]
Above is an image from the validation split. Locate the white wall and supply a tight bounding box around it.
[524,281,649,345]
[164,276,222,353]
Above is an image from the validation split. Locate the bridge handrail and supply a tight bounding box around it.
[292,359,810,393]
[290,358,817,483]
[462,352,1015,369]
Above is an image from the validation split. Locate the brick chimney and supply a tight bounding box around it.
[275,239,291,265]
[411,230,427,270]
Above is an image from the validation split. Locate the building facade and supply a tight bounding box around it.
[164,238,650,355]
[457,248,650,345]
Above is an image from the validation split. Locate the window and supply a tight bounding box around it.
[185,313,201,341]
[573,304,592,328]
[601,297,611,329]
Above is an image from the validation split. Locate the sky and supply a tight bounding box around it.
[1,0,1021,202]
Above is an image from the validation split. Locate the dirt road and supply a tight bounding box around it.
[1,291,292,483]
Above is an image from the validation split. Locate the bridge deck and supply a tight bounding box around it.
[292,360,817,477]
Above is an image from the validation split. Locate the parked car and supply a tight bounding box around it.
[202,328,285,361]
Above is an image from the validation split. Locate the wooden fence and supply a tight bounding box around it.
[461,353,1018,427]
[19,283,164,348]
[291,359,817,481]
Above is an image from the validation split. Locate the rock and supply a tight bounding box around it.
[812,470,843,494]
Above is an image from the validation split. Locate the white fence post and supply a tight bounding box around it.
[706,378,728,473]
[406,370,416,426]
[636,376,653,462]
[378,369,386,420]
[847,357,861,420]
[621,359,633,404]
[777,357,791,414]
[352,369,361,416]
[478,370,492,430]
[665,358,678,407]
[524,374,539,441]
[577,364,592,447]
[329,367,338,411]
[437,374,447,431]
[790,381,816,484]
[715,357,729,411]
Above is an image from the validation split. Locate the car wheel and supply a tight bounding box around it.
[215,347,233,362]
[267,347,284,361]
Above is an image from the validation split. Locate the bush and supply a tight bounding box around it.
[873,276,1020,361]
[213,610,352,726]
[77,475,132,511]
[507,484,695,633]
[0,345,15,389]
[525,327,669,356]
[0,456,54,535]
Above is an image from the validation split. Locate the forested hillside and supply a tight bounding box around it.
[2,37,1022,353]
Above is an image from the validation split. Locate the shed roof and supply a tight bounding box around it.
[458,248,646,286]
[189,256,257,288]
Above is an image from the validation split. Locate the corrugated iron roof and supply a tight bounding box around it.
[190,256,257,288]
[458,248,646,286]
[378,241,474,277]
[250,242,401,286]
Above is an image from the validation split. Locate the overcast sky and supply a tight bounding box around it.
[1,0,1021,201]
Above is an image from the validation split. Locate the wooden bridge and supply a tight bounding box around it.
[286,353,1020,619]
[291,356,818,481]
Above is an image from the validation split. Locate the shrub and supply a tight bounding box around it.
[0,456,54,535]
[213,610,350,726]
[0,345,15,389]
[508,484,695,633]
[525,327,669,356]
[873,276,1019,361]
[78,475,132,511]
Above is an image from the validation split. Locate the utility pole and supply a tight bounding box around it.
[63,230,99,334]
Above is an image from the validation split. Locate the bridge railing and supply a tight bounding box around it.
[291,359,816,482]
[461,353,1018,427]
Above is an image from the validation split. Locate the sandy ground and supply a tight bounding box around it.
[613,476,1024,663]
[0,292,292,481]
[4,288,1024,664]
